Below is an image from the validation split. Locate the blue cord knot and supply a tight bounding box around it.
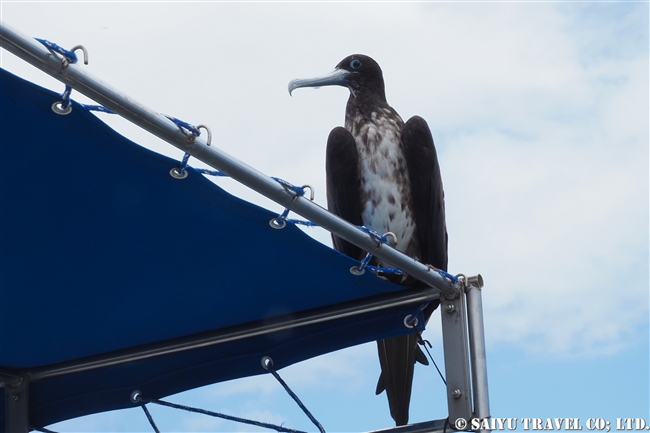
[58,85,73,111]
[166,115,203,138]
[272,177,309,198]
[36,38,91,114]
[350,228,403,276]
[357,226,396,246]
[165,118,213,179]
[81,104,115,114]
[366,264,404,275]
[195,168,228,177]
[351,255,406,277]
[437,269,459,284]
[35,38,80,64]
[269,178,316,229]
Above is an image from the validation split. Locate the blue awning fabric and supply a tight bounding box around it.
[0,68,428,429]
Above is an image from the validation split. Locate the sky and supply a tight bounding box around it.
[1,1,648,433]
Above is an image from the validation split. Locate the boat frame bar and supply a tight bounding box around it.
[0,20,490,433]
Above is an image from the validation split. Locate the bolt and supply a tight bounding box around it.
[452,389,462,399]
[446,304,456,314]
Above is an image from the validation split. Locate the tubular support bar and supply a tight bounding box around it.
[0,20,459,298]
[23,286,440,381]
[466,277,490,431]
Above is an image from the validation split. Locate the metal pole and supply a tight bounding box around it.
[466,275,490,430]
[29,286,440,381]
[0,20,460,299]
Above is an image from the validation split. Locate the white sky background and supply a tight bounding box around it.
[1,1,648,432]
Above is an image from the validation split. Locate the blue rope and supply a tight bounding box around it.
[139,395,307,433]
[270,178,316,228]
[349,227,406,275]
[35,38,85,112]
[59,85,73,109]
[164,115,206,177]
[195,167,228,176]
[366,264,404,275]
[357,226,391,244]
[272,177,306,197]
[288,218,318,227]
[355,252,373,273]
[166,115,201,137]
[35,38,79,63]
[177,152,192,174]
[264,360,326,433]
[438,269,459,283]
[81,104,115,114]
[141,404,161,433]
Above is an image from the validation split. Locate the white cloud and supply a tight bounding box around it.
[281,344,377,392]
[438,3,649,356]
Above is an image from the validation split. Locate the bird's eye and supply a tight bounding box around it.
[350,59,362,69]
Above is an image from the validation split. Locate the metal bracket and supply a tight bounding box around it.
[440,281,473,428]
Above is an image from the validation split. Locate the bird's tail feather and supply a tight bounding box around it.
[375,334,420,426]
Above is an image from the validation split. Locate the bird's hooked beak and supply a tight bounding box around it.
[288,68,351,96]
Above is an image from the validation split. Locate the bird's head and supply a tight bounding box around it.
[288,54,386,102]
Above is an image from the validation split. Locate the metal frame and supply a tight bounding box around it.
[27,287,441,383]
[0,20,490,433]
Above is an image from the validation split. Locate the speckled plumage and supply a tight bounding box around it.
[347,108,420,264]
[289,54,447,427]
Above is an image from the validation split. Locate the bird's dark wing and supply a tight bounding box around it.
[326,126,364,260]
[402,116,448,272]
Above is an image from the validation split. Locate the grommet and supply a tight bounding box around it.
[269,218,286,229]
[51,101,72,115]
[169,167,188,179]
[130,390,142,403]
[261,356,274,370]
[350,265,365,276]
[404,314,418,328]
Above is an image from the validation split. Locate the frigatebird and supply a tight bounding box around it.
[289,54,448,426]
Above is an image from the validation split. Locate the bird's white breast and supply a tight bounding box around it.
[349,110,415,256]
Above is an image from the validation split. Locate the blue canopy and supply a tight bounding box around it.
[0,68,430,429]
